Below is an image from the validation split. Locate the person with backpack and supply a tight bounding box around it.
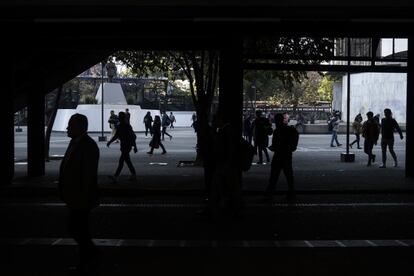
[265,113,299,200]
[107,112,138,183]
[362,111,380,167]
[329,112,342,147]
[161,111,172,141]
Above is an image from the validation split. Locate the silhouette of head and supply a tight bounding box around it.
[118,112,126,123]
[147,111,150,115]
[366,111,373,119]
[384,108,392,118]
[126,108,129,112]
[154,115,161,123]
[274,113,284,126]
[67,113,88,138]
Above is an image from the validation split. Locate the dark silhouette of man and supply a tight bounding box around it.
[380,108,404,168]
[362,111,379,166]
[252,110,271,164]
[59,113,100,272]
[161,111,172,140]
[107,112,138,182]
[265,113,298,200]
[143,111,153,137]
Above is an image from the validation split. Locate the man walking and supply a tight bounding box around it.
[161,111,172,141]
[380,108,404,168]
[329,112,342,147]
[143,111,153,137]
[59,114,100,272]
[362,111,380,166]
[265,113,299,200]
[169,112,176,129]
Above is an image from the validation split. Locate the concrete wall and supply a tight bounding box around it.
[53,105,195,132]
[341,73,407,123]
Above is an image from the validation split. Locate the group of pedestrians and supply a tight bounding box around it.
[329,108,403,168]
[362,108,404,168]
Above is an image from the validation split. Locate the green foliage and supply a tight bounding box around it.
[80,95,97,104]
[126,95,135,105]
[318,76,334,102]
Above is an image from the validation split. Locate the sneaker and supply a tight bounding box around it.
[357,147,362,149]
[169,136,172,141]
[147,151,153,155]
[162,151,167,154]
[337,143,342,146]
[108,175,118,183]
[256,161,263,165]
[379,164,386,168]
[349,144,353,149]
[394,161,398,167]
[330,145,335,147]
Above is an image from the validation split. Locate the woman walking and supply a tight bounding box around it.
[107,112,138,182]
[350,113,362,149]
[147,115,167,154]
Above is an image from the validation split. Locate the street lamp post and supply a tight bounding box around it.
[98,61,107,142]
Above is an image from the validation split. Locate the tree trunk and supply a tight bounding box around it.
[45,86,63,161]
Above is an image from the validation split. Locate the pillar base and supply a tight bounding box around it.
[340,153,355,162]
[98,136,107,142]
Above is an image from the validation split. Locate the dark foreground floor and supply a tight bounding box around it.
[2,194,414,275]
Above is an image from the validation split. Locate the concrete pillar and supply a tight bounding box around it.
[27,85,45,177]
[406,36,414,177]
[219,36,243,132]
[0,77,15,184]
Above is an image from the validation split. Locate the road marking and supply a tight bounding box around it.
[52,238,62,245]
[304,240,314,247]
[3,238,414,248]
[335,240,346,247]
[395,240,409,247]
[4,202,414,208]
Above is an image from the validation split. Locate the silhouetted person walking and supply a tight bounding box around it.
[125,108,131,125]
[350,113,363,149]
[169,112,176,129]
[243,114,253,144]
[265,113,299,200]
[107,112,138,182]
[380,108,404,168]
[161,111,172,140]
[329,112,342,147]
[362,111,380,166]
[108,110,119,143]
[147,115,167,154]
[252,110,271,164]
[143,111,153,137]
[59,114,100,272]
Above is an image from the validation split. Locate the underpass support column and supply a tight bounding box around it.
[406,36,414,177]
[27,81,45,177]
[0,74,15,184]
[219,35,244,200]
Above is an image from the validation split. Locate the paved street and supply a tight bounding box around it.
[2,127,414,275]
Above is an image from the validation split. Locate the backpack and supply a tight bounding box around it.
[240,137,255,172]
[164,116,171,126]
[328,119,334,131]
